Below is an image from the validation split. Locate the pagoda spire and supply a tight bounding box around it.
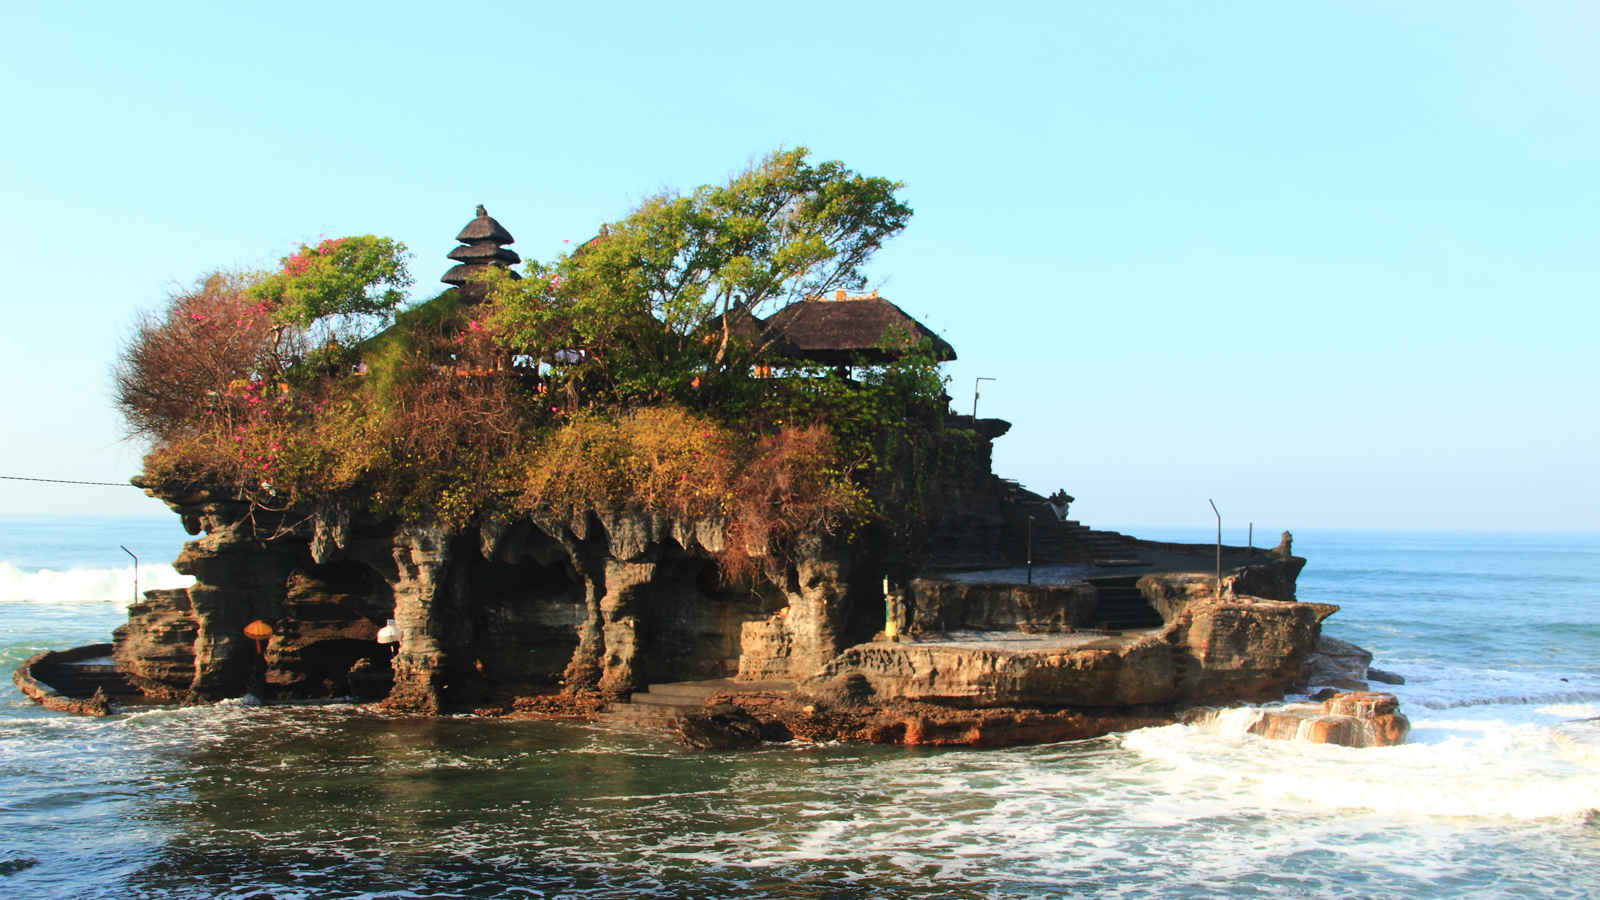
[442,204,521,300]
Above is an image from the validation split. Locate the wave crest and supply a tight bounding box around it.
[0,561,194,606]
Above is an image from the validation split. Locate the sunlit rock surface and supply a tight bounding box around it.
[1184,691,1411,748]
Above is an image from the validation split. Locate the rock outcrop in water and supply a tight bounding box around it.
[1183,691,1411,748]
[56,199,1408,748]
[86,457,1360,751]
[68,392,1381,750]
[806,594,1335,710]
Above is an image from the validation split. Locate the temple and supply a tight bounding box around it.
[17,206,1412,750]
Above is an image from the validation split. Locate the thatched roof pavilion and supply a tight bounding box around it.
[442,205,521,299]
[761,290,956,366]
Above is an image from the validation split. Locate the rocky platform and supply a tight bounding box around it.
[12,643,148,717]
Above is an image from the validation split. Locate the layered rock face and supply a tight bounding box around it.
[804,581,1334,710]
[111,454,1356,750]
[796,547,1325,708]
[119,482,885,713]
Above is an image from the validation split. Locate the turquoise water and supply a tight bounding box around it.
[2,519,1598,898]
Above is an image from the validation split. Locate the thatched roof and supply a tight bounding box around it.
[447,243,521,265]
[442,204,521,291]
[455,204,515,244]
[699,306,800,358]
[761,290,956,366]
[441,262,523,286]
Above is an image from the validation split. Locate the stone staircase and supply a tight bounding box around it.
[597,678,794,728]
[1067,524,1144,567]
[995,480,1147,567]
[1086,575,1164,632]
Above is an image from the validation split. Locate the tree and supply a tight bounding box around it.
[487,148,911,406]
[117,236,413,442]
[114,271,291,439]
[250,235,413,347]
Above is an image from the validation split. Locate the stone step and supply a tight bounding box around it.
[642,678,794,699]
[1091,579,1164,630]
[606,678,796,726]
[596,704,682,726]
[640,680,729,701]
[628,691,704,709]
[1089,575,1143,589]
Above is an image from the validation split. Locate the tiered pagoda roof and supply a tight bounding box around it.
[441,205,521,297]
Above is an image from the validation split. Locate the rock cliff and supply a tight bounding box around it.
[102,439,1359,749]
[118,480,887,714]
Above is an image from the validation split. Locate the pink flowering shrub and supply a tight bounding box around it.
[115,271,294,439]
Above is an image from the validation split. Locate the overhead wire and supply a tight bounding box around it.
[1,475,137,488]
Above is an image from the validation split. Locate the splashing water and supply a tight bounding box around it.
[0,523,1597,898]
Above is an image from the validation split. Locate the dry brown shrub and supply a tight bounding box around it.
[519,409,862,583]
[520,407,734,521]
[115,271,299,440]
[718,425,865,582]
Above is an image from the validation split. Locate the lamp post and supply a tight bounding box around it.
[973,377,996,418]
[1208,499,1222,599]
[1026,515,1034,585]
[120,545,138,606]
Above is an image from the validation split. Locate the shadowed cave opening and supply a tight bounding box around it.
[630,555,787,684]
[268,558,395,699]
[460,528,587,689]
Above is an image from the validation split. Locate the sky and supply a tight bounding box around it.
[1,1,1595,533]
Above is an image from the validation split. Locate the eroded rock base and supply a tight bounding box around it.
[1184,691,1411,748]
[712,689,1174,748]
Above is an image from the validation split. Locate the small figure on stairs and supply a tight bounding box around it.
[1273,530,1294,558]
[1046,490,1074,522]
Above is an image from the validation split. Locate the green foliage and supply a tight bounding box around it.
[251,235,413,346]
[486,147,912,408]
[356,288,468,409]
[126,151,979,575]
[520,407,738,520]
[721,343,950,521]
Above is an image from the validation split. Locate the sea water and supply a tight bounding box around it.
[1,518,1597,898]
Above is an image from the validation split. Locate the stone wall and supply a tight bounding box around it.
[897,579,1099,634]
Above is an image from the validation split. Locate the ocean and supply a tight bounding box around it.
[1,517,1597,898]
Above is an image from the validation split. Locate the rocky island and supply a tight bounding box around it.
[29,150,1407,749]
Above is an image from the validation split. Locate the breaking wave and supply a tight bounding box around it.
[0,561,194,606]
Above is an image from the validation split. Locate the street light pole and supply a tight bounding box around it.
[120,545,138,606]
[973,377,996,418]
[1208,499,1221,599]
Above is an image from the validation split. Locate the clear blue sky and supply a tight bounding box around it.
[2,1,1595,532]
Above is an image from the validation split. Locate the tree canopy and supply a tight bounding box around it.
[118,148,961,572]
[487,148,912,406]
[251,235,413,346]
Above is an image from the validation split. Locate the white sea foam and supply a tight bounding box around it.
[0,560,193,606]
[1120,711,1600,821]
